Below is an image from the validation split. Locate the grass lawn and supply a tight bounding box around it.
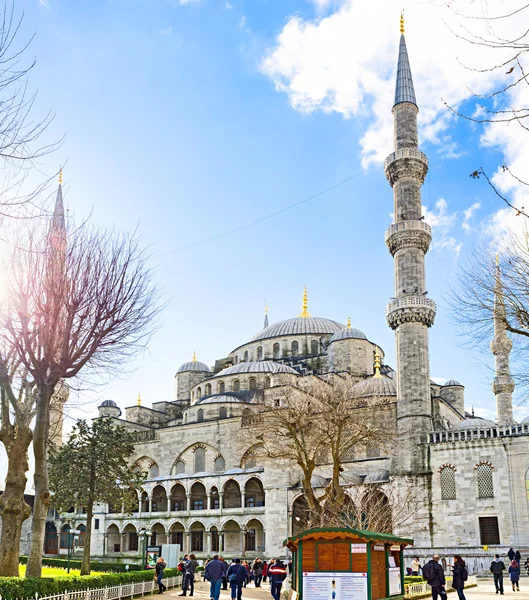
[18,566,82,577]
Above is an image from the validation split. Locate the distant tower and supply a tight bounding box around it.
[264,305,269,329]
[48,171,69,447]
[384,15,436,474]
[491,257,515,424]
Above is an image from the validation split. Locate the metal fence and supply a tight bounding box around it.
[5,576,181,600]
[405,575,477,598]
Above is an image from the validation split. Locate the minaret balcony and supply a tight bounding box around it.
[384,148,429,186]
[385,220,432,255]
[492,375,515,395]
[386,295,436,330]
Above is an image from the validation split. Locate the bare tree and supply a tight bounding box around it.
[241,375,394,528]
[2,220,162,577]
[440,0,529,215]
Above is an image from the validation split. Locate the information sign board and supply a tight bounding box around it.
[388,567,402,596]
[302,572,368,600]
[350,544,366,553]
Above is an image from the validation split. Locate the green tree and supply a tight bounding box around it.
[49,419,146,575]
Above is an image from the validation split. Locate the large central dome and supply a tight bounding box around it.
[250,317,345,342]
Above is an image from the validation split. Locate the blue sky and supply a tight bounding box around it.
[11,0,528,429]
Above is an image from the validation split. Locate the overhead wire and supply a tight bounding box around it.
[161,162,381,256]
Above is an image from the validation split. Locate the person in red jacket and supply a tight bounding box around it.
[262,561,268,583]
[268,559,287,600]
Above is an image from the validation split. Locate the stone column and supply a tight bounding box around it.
[186,494,191,514]
[206,530,212,555]
[240,529,245,555]
[241,492,246,509]
[207,493,211,511]
[185,531,191,554]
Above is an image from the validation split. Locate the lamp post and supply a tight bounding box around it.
[139,527,149,568]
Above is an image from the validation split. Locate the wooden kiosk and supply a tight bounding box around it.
[284,527,413,600]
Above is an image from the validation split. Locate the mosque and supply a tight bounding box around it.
[45,18,529,573]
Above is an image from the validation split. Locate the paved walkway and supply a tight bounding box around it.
[163,579,529,600]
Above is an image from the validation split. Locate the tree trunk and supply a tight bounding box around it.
[80,499,93,576]
[26,384,53,578]
[0,426,32,576]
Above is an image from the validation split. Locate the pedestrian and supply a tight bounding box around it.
[411,557,421,577]
[205,554,228,600]
[451,555,467,600]
[227,558,248,600]
[179,553,198,597]
[490,554,506,595]
[155,557,167,595]
[262,561,268,583]
[515,551,522,564]
[242,561,251,587]
[253,558,263,588]
[268,558,287,600]
[221,557,228,590]
[421,554,446,600]
[509,560,521,592]
[508,549,515,562]
[524,558,529,576]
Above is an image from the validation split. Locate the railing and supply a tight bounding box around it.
[132,430,156,443]
[386,296,437,315]
[405,576,477,598]
[430,423,529,443]
[384,147,429,170]
[6,576,181,600]
[385,220,432,240]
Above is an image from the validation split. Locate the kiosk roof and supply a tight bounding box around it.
[283,527,413,550]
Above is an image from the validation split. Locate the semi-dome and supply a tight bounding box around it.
[364,469,390,483]
[454,417,496,430]
[329,327,367,343]
[250,317,345,342]
[101,399,118,407]
[443,379,464,387]
[353,375,397,398]
[177,359,210,374]
[195,394,247,405]
[522,416,529,424]
[213,361,298,377]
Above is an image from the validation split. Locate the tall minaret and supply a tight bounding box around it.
[384,15,436,474]
[491,257,515,424]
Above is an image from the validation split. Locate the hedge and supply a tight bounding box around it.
[0,568,180,599]
[19,557,143,572]
[404,576,425,583]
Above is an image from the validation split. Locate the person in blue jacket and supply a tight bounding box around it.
[509,560,521,592]
[227,558,249,600]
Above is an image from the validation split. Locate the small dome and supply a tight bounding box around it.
[294,474,329,489]
[213,361,298,377]
[364,469,390,483]
[195,394,247,405]
[249,317,345,343]
[353,375,397,398]
[101,399,118,407]
[522,416,529,424]
[454,417,496,430]
[443,380,464,387]
[329,327,368,343]
[177,361,210,374]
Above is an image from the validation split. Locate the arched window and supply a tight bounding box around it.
[257,346,263,360]
[233,379,240,392]
[311,340,319,355]
[234,356,239,365]
[264,377,271,389]
[191,392,194,402]
[197,409,204,422]
[211,526,220,552]
[205,384,211,396]
[60,524,72,549]
[219,381,225,393]
[244,351,249,362]
[341,447,355,462]
[173,459,186,475]
[273,343,280,358]
[214,456,226,473]
[249,378,257,390]
[197,387,202,399]
[194,447,206,473]
[219,406,227,419]
[440,466,456,500]
[476,462,494,498]
[291,341,299,356]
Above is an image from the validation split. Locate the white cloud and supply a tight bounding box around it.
[239,15,246,28]
[38,0,51,9]
[260,0,516,167]
[462,202,481,232]
[423,198,462,257]
[225,2,233,8]
[179,0,201,4]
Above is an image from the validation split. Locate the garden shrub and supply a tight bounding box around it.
[19,557,144,572]
[0,568,179,599]
[404,576,425,583]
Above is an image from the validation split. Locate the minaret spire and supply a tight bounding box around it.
[491,256,515,424]
[50,169,66,240]
[385,22,435,474]
[298,286,311,318]
[264,304,269,329]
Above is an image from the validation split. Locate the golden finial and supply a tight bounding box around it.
[298,286,311,319]
[347,317,351,329]
[192,351,197,362]
[137,392,141,406]
[496,254,499,266]
[59,169,63,185]
[374,351,382,378]
[265,304,268,315]
[400,11,405,35]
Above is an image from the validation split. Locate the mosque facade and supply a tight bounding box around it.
[46,22,529,573]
